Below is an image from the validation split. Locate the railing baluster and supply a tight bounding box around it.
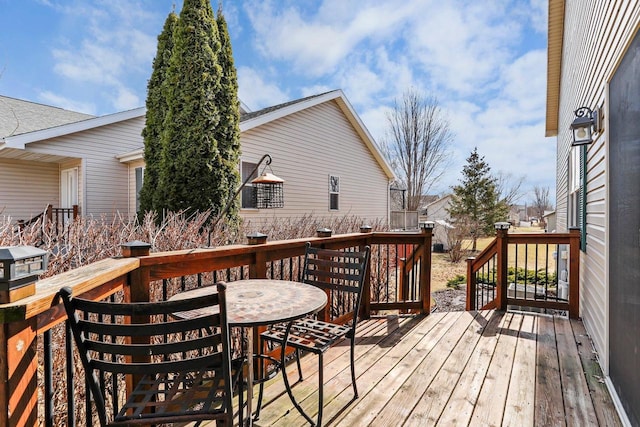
[65,320,75,426]
[44,330,54,427]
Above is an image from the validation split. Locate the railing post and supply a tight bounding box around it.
[0,317,38,426]
[316,228,332,238]
[121,241,151,408]
[495,222,510,311]
[247,232,268,279]
[568,227,581,319]
[360,225,372,319]
[45,204,52,225]
[420,222,434,314]
[315,228,333,322]
[0,246,49,426]
[72,204,79,220]
[466,257,476,311]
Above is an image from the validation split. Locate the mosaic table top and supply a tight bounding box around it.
[169,279,328,326]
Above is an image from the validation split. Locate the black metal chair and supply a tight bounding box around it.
[59,282,239,427]
[258,243,370,426]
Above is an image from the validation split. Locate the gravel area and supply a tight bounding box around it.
[432,285,467,312]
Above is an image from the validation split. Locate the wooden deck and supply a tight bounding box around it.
[220,310,622,426]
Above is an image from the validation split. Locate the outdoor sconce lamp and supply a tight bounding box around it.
[570,107,599,146]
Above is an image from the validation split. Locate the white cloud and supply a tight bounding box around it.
[113,86,141,111]
[243,0,413,77]
[237,66,289,110]
[360,104,392,145]
[406,0,521,96]
[38,90,97,115]
[46,0,164,113]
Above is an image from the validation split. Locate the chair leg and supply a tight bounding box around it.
[317,352,324,427]
[350,337,358,398]
[255,376,265,420]
[280,323,316,426]
[296,348,304,382]
[237,369,244,425]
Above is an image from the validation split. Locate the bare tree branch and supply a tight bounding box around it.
[531,186,552,225]
[382,88,453,211]
[494,171,525,208]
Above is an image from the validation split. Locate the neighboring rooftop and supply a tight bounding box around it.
[240,91,333,122]
[0,95,94,138]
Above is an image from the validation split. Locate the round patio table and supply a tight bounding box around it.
[169,279,327,426]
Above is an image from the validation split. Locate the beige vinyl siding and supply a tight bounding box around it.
[240,100,389,228]
[0,158,58,220]
[556,0,640,372]
[25,116,145,219]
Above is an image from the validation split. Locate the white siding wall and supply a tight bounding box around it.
[240,101,389,229]
[557,0,640,373]
[25,116,145,219]
[0,158,58,220]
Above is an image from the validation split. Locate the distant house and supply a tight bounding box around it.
[546,1,640,424]
[423,194,453,251]
[0,90,395,227]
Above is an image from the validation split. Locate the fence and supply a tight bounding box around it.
[466,225,580,318]
[0,228,433,426]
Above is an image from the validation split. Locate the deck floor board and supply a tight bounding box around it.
[203,310,622,426]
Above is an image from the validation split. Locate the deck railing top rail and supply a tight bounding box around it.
[0,229,435,426]
[466,226,580,319]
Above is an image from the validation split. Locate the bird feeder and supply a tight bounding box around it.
[252,171,285,209]
[0,246,48,303]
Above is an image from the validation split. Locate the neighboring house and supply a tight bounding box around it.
[423,194,453,251]
[1,90,395,227]
[543,210,556,233]
[546,1,639,424]
[0,95,141,220]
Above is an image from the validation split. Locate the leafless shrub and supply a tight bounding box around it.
[0,211,386,425]
[446,218,473,263]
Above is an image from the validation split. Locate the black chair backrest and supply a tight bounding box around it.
[301,243,370,327]
[59,282,233,426]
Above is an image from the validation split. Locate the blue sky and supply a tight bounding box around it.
[0,0,552,202]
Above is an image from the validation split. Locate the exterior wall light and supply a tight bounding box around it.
[570,107,599,146]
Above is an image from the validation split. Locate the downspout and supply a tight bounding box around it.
[387,180,392,229]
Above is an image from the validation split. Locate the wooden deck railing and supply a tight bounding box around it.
[0,228,432,426]
[17,204,79,243]
[466,225,580,319]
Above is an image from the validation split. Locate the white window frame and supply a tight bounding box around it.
[329,175,340,211]
[567,150,580,228]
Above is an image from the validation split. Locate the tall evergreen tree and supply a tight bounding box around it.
[138,11,178,220]
[214,8,241,227]
[157,0,235,218]
[447,148,508,251]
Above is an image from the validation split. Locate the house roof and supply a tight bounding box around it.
[0,107,145,150]
[1,90,396,181]
[239,89,395,180]
[240,91,332,122]
[545,0,565,137]
[0,95,94,139]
